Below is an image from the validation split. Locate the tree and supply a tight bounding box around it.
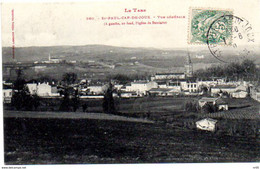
[194,59,259,82]
[59,88,71,111]
[82,103,88,112]
[201,103,217,114]
[11,85,33,110]
[11,91,24,110]
[11,68,33,110]
[241,59,256,80]
[59,73,79,112]
[184,101,199,113]
[62,72,77,85]
[103,82,115,114]
[71,89,80,112]
[32,94,41,110]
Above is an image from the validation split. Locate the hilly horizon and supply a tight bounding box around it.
[2,45,215,64]
[2,45,260,66]
[2,44,260,82]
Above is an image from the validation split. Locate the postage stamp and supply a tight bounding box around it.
[188,8,233,45]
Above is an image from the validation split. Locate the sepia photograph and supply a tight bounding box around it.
[1,0,260,168]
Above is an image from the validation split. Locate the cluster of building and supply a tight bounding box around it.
[3,81,60,103]
[112,75,254,99]
[26,82,60,97]
[34,54,76,64]
[110,55,256,100]
[3,54,260,104]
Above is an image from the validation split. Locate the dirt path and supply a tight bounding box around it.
[4,110,154,124]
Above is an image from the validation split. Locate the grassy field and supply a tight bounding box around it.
[4,96,259,120]
[4,117,260,164]
[4,96,192,113]
[200,106,260,120]
[4,96,260,164]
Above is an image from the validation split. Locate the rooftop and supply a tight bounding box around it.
[197,118,218,124]
[155,72,185,75]
[213,85,237,89]
[234,90,248,93]
[131,80,150,84]
[149,88,172,92]
[199,97,219,102]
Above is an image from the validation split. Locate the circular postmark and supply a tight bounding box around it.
[206,15,255,63]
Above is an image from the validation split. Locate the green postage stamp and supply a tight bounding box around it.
[188,8,233,45]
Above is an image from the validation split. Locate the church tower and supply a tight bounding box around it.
[185,53,193,78]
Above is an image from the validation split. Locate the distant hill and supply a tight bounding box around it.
[2,45,260,65]
[2,45,213,64]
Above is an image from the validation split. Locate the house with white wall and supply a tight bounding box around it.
[37,83,52,96]
[87,85,106,95]
[231,90,248,98]
[211,85,237,95]
[250,86,260,102]
[151,73,186,81]
[3,89,12,103]
[125,81,158,96]
[26,83,59,97]
[180,81,198,93]
[198,97,228,111]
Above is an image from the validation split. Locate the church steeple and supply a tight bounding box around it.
[185,53,193,78]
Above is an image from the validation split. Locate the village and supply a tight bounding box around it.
[2,0,260,164]
[3,54,260,103]
[2,46,260,166]
[2,54,260,135]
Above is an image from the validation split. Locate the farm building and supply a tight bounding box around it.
[232,90,248,98]
[250,86,260,102]
[217,99,229,111]
[124,81,158,96]
[155,80,182,92]
[198,97,228,111]
[26,83,60,97]
[198,97,219,107]
[3,89,12,103]
[196,118,218,132]
[235,85,248,92]
[87,85,107,95]
[27,83,37,94]
[37,83,52,96]
[211,85,237,95]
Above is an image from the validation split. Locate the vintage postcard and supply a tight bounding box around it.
[1,0,260,168]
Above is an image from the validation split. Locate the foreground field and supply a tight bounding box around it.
[4,111,153,123]
[4,97,260,164]
[4,117,260,164]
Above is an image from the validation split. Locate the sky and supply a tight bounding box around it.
[1,0,260,50]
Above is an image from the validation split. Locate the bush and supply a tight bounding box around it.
[201,103,217,114]
[184,101,199,113]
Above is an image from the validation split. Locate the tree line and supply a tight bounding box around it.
[194,59,259,82]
